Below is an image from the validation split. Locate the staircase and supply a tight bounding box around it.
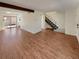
[45,16,58,30]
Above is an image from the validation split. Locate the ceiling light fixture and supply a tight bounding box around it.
[6,11,11,14]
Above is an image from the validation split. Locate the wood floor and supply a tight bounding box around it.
[0,28,79,59]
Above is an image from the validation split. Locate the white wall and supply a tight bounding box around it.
[20,11,43,34]
[45,11,65,33]
[0,9,44,34]
[76,8,79,42]
[65,9,77,36]
[45,10,78,36]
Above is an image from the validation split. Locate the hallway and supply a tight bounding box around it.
[0,28,79,59]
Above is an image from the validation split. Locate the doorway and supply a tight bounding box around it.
[3,16,17,28]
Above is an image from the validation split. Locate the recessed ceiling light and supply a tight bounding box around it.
[6,11,11,14]
[4,17,7,20]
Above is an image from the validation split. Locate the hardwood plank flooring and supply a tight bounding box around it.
[0,28,79,59]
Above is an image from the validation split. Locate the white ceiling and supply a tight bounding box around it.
[0,0,79,12]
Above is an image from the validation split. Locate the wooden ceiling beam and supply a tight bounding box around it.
[0,2,34,12]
